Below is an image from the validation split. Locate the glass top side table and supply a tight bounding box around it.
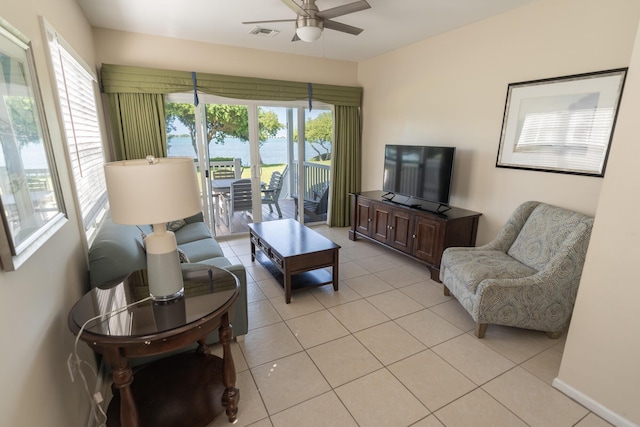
[69,265,240,427]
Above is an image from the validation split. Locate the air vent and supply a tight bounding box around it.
[248,26,280,38]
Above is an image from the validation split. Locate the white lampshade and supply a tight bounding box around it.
[296,25,322,42]
[104,156,201,226]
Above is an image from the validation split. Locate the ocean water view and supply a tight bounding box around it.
[167,136,328,165]
[4,136,327,172]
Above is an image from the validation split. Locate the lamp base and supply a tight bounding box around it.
[151,288,185,302]
[147,249,184,301]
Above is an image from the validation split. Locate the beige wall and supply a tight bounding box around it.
[555,20,640,427]
[358,0,640,424]
[0,1,98,427]
[358,0,640,244]
[93,28,359,86]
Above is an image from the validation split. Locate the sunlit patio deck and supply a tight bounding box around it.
[212,197,325,237]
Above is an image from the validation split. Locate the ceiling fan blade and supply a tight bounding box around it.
[281,0,310,17]
[324,19,364,36]
[316,0,370,20]
[242,19,296,24]
[291,33,301,42]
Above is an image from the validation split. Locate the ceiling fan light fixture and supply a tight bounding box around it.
[296,16,323,42]
[296,25,322,42]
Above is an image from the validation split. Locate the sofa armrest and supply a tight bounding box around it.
[89,218,148,287]
[218,263,249,338]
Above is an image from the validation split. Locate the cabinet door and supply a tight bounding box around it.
[371,203,392,243]
[389,208,412,253]
[354,199,373,236]
[413,215,441,264]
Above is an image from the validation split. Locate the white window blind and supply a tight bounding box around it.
[46,26,107,236]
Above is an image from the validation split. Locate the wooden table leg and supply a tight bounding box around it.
[284,265,292,304]
[219,312,239,422]
[333,249,339,292]
[111,362,139,427]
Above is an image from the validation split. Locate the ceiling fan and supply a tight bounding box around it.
[242,0,371,43]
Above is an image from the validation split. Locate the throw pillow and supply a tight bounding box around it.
[167,219,187,232]
[177,247,190,263]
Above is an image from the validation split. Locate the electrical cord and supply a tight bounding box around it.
[72,295,152,427]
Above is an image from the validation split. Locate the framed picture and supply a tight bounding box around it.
[496,68,627,177]
[0,18,65,271]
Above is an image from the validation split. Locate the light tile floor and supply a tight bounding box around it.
[207,225,612,427]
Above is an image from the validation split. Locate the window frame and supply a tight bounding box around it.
[42,18,108,245]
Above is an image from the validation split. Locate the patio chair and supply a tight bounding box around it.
[293,182,329,222]
[261,167,287,218]
[212,169,236,179]
[222,179,252,226]
[210,158,242,179]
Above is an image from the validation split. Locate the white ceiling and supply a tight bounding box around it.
[76,0,539,62]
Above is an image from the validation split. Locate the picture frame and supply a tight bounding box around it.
[496,68,627,177]
[0,18,65,271]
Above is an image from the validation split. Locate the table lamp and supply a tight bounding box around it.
[104,156,201,301]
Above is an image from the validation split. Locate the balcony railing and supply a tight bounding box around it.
[288,161,330,200]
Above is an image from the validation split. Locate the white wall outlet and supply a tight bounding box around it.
[67,353,78,382]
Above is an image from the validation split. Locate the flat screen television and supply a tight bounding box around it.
[382,144,456,209]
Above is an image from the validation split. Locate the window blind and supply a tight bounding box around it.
[47,28,108,234]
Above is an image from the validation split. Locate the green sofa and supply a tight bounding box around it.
[88,212,248,341]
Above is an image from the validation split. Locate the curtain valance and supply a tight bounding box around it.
[100,63,362,107]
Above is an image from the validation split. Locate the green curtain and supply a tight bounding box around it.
[101,64,193,94]
[329,105,362,226]
[101,64,362,107]
[106,92,167,160]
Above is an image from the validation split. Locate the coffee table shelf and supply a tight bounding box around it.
[254,250,334,291]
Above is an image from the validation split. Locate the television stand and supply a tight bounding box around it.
[349,191,481,281]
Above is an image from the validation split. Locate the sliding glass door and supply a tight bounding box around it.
[165,94,333,236]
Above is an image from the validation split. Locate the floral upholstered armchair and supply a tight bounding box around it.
[439,201,593,338]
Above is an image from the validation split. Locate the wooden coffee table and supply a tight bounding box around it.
[248,219,340,303]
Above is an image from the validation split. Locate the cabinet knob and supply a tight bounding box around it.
[368,218,371,222]
[412,234,416,239]
[389,226,393,230]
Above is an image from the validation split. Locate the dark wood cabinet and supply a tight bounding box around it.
[371,201,391,242]
[349,191,481,281]
[354,197,374,235]
[388,207,413,252]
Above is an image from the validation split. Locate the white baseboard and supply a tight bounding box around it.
[552,378,638,427]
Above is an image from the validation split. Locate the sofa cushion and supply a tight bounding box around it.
[174,222,213,245]
[507,204,590,271]
[443,249,537,293]
[178,238,225,263]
